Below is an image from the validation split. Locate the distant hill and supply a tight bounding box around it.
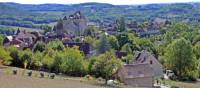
[0,2,200,28]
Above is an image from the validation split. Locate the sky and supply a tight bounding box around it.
[0,0,200,5]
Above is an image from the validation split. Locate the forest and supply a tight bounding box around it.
[1,2,200,28]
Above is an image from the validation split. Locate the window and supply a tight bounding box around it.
[138,71,144,77]
[128,71,132,76]
[150,60,153,64]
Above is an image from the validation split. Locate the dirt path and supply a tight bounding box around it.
[0,73,101,88]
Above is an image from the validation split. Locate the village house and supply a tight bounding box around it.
[3,29,42,50]
[127,18,170,37]
[118,63,154,88]
[117,50,163,88]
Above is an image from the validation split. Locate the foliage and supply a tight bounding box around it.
[19,49,33,68]
[0,47,12,65]
[124,54,133,64]
[51,51,63,73]
[118,16,126,32]
[8,46,20,66]
[84,36,98,49]
[42,48,54,69]
[32,51,44,69]
[97,34,111,54]
[33,42,46,52]
[60,47,87,76]
[107,35,119,50]
[121,43,133,54]
[165,38,198,81]
[47,39,65,51]
[117,33,129,49]
[41,25,52,33]
[91,51,122,84]
[84,25,97,37]
[194,41,200,59]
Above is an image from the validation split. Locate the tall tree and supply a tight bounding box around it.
[8,46,19,66]
[97,34,111,54]
[165,38,198,80]
[118,16,126,32]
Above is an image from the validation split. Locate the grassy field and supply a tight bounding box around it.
[2,65,200,88]
[165,80,200,88]
[0,66,133,88]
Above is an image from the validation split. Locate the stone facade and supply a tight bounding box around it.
[55,11,87,36]
[117,50,163,88]
[132,50,163,77]
[117,64,154,88]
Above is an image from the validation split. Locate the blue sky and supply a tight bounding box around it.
[0,0,200,5]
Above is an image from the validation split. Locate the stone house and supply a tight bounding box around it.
[118,64,154,88]
[117,50,163,88]
[3,30,41,50]
[132,50,163,76]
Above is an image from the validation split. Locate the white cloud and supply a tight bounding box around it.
[0,0,199,5]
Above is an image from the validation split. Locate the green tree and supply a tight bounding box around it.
[165,38,198,80]
[121,43,133,54]
[41,25,52,33]
[124,54,133,64]
[84,25,97,37]
[60,47,87,76]
[19,49,33,68]
[118,16,126,32]
[91,51,122,84]
[51,51,63,73]
[32,51,43,69]
[97,34,111,54]
[8,46,19,66]
[117,33,129,49]
[107,35,119,50]
[88,56,98,75]
[47,40,65,51]
[0,47,12,65]
[33,42,46,52]
[42,48,54,70]
[0,35,4,46]
[84,36,98,49]
[194,41,200,59]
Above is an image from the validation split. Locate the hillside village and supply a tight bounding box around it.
[0,11,167,88]
[1,2,200,88]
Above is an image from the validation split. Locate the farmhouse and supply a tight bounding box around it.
[117,50,163,88]
[118,63,154,88]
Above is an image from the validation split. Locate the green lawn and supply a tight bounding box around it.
[165,79,200,88]
[0,66,133,88]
